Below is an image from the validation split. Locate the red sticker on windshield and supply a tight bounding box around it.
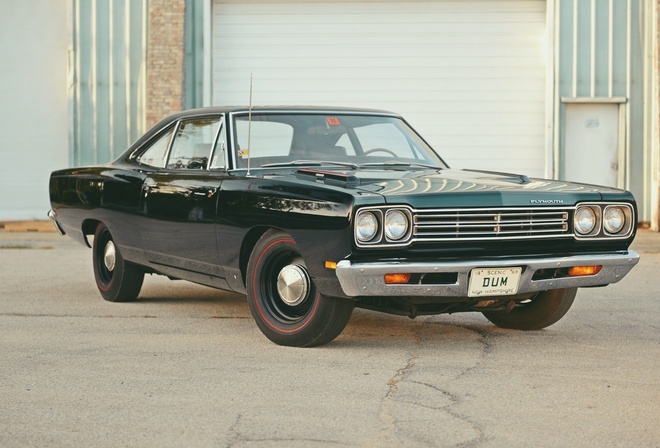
[326,117,341,126]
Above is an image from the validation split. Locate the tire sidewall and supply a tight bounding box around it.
[92,223,139,302]
[246,230,345,346]
[93,224,115,296]
[483,287,577,330]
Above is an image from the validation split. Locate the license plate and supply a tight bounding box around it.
[468,267,522,298]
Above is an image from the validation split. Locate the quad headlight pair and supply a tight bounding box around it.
[573,203,633,238]
[355,207,412,246]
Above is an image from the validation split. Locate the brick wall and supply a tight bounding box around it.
[146,0,186,128]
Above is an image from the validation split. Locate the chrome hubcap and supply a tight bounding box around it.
[103,240,116,272]
[276,264,310,306]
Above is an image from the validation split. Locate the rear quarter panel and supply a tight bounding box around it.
[49,165,147,263]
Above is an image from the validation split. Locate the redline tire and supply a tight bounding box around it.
[246,229,354,347]
[92,223,144,302]
[482,287,578,330]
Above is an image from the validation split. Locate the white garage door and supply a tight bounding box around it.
[212,0,546,176]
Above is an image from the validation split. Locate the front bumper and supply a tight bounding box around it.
[335,251,640,298]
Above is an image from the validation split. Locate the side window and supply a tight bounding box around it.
[355,123,416,158]
[167,118,222,170]
[137,128,174,168]
[210,124,226,169]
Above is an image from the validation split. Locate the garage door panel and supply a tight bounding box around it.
[220,32,544,50]
[219,66,543,82]
[213,0,546,177]
[221,57,543,75]
[218,46,543,61]
[216,82,545,102]
[217,0,543,16]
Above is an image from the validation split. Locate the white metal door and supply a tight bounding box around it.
[564,103,620,188]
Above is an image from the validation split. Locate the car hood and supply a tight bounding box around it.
[293,167,623,208]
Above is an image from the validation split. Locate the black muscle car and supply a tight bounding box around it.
[48,107,640,346]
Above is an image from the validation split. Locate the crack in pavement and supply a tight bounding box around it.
[367,322,422,447]
[225,413,347,447]
[433,323,491,447]
[367,321,495,447]
[369,350,419,447]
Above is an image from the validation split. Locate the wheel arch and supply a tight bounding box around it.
[81,219,102,248]
[239,226,285,287]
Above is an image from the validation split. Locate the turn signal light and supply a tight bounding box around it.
[324,260,337,270]
[568,265,602,277]
[384,273,411,284]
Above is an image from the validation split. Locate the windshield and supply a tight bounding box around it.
[230,113,447,170]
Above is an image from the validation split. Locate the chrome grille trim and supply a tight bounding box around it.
[353,203,634,248]
[413,207,572,241]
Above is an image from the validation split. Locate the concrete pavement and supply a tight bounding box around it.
[1,227,658,447]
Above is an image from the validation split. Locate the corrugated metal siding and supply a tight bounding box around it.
[556,0,648,221]
[184,0,206,109]
[71,0,147,166]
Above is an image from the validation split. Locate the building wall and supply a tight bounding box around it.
[0,2,68,220]
[3,0,656,225]
[70,0,148,166]
[554,0,648,220]
[654,0,660,230]
[147,0,186,128]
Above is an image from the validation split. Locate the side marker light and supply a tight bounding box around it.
[568,266,602,277]
[384,273,412,284]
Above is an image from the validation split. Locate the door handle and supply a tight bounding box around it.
[192,188,217,198]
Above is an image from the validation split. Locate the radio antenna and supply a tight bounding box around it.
[246,73,253,176]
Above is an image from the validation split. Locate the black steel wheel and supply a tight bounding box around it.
[246,229,354,347]
[92,223,144,302]
[482,287,577,330]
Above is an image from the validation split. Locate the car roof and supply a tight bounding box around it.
[167,105,399,119]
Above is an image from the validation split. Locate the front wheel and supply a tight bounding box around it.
[92,223,144,302]
[246,229,354,347]
[481,288,577,330]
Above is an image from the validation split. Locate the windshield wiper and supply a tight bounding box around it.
[261,160,359,169]
[358,161,443,170]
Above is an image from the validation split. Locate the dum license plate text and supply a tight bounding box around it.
[468,267,522,298]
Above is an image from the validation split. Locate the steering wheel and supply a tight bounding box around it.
[362,148,398,157]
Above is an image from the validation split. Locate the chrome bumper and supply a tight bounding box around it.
[335,251,640,297]
[47,210,65,235]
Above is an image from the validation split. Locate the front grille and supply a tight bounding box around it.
[413,207,572,241]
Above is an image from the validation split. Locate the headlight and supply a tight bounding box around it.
[603,206,625,234]
[385,209,409,241]
[356,211,378,242]
[572,203,633,240]
[574,206,597,235]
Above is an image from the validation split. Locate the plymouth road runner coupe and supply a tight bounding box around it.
[49,107,640,346]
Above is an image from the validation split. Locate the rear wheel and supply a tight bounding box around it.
[482,288,577,330]
[246,229,354,347]
[92,223,144,302]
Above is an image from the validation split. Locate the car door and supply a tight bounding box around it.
[140,116,227,279]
